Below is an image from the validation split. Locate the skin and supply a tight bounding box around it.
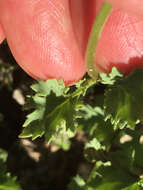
[95,1,143,75]
[70,0,96,55]
[0,0,94,86]
[106,0,143,18]
[0,0,143,84]
[0,23,5,44]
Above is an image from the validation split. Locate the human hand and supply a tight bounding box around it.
[0,0,97,85]
[89,0,143,75]
[0,0,143,86]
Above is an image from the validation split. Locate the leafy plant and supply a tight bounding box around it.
[17,4,143,189]
[18,67,143,189]
[1,1,143,190]
[0,149,22,190]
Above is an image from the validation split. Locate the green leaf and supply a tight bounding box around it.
[121,182,141,190]
[0,149,8,162]
[31,79,68,97]
[20,95,77,143]
[20,76,97,143]
[19,120,45,139]
[20,79,79,143]
[0,177,22,190]
[69,161,141,190]
[85,138,105,151]
[0,149,22,190]
[51,125,75,151]
[104,69,143,129]
[100,67,123,85]
[86,2,112,79]
[78,104,115,150]
[44,95,76,143]
[109,129,143,176]
[68,175,85,190]
[138,179,143,187]
[86,162,139,190]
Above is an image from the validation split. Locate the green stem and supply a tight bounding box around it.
[71,78,97,99]
[86,3,112,79]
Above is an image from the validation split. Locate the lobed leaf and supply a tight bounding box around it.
[0,149,22,190]
[78,104,115,150]
[104,69,143,129]
[69,161,141,190]
[20,78,91,144]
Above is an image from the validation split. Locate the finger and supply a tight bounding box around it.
[69,0,96,55]
[95,1,143,75]
[0,0,86,86]
[105,0,143,18]
[0,23,5,43]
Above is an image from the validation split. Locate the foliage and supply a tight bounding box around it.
[0,149,22,190]
[19,78,96,144]
[68,161,143,190]
[1,2,143,190]
[18,67,143,190]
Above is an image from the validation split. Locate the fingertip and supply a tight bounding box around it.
[0,0,86,85]
[0,24,5,44]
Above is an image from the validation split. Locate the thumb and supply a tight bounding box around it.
[106,0,143,18]
[93,0,143,75]
[0,0,86,86]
